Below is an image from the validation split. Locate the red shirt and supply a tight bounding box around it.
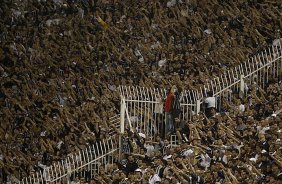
[165,93,174,112]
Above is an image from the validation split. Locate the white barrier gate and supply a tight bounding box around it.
[118,86,200,140]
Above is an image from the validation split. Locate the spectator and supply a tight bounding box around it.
[172,86,182,125]
[205,91,216,117]
[164,86,176,137]
[124,155,138,175]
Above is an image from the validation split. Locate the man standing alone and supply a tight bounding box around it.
[165,86,175,137]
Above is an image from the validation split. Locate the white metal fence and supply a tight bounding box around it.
[18,113,121,184]
[118,40,282,139]
[118,86,199,139]
[19,137,118,184]
[198,41,282,112]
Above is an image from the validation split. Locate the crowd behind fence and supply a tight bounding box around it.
[118,41,282,139]
[19,126,120,183]
[19,41,282,183]
[198,41,282,112]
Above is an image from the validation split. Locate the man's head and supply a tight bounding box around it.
[166,158,173,166]
[134,169,142,180]
[210,108,217,116]
[258,133,266,142]
[207,91,213,97]
[170,85,177,94]
[128,155,134,162]
[154,157,163,166]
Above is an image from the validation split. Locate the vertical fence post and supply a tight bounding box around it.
[67,165,71,184]
[119,96,125,160]
[196,100,201,115]
[240,75,245,98]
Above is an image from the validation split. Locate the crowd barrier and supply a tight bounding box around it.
[18,40,282,183]
[118,41,282,139]
[198,41,282,111]
[18,116,120,184]
[118,86,199,139]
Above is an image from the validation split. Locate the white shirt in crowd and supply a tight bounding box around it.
[144,143,155,157]
[200,153,211,169]
[158,59,167,67]
[149,174,161,184]
[257,126,270,134]
[239,104,245,112]
[205,97,216,108]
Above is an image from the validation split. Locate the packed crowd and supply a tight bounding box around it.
[70,81,282,183]
[0,0,281,182]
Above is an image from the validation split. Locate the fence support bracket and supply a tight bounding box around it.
[240,75,245,97]
[119,96,125,160]
[196,100,201,115]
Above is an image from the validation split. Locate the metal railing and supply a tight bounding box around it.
[118,86,199,139]
[18,113,121,184]
[19,137,119,184]
[198,41,282,112]
[118,40,282,139]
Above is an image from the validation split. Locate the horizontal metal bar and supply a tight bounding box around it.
[244,56,281,79]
